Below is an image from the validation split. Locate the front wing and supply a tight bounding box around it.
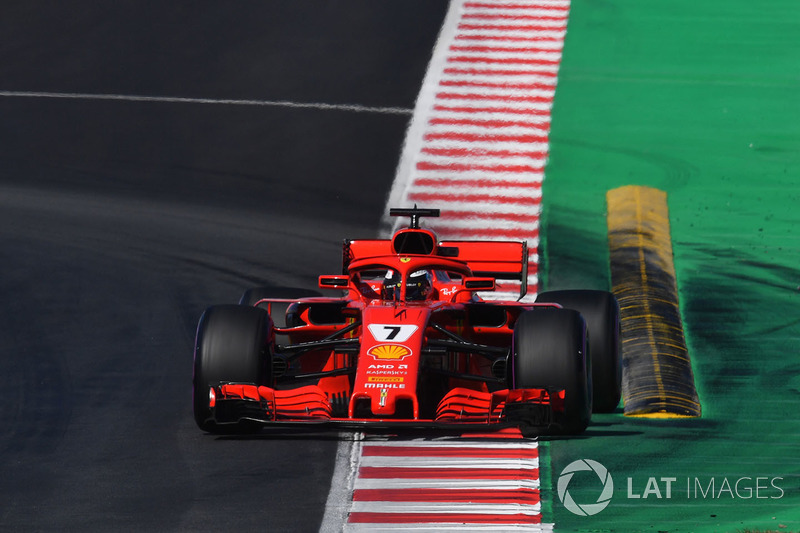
[206,383,566,435]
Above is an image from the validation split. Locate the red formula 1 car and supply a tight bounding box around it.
[193,207,621,436]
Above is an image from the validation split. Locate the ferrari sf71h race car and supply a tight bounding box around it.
[193,207,621,436]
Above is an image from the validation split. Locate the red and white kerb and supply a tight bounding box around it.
[383,0,570,302]
[343,439,551,531]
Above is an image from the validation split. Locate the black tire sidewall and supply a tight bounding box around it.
[511,308,590,434]
[192,305,273,431]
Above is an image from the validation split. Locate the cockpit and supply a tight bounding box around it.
[381,269,433,301]
[351,264,468,303]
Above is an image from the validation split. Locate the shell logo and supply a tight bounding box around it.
[368,344,412,360]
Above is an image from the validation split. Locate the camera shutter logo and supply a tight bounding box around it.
[557,459,614,516]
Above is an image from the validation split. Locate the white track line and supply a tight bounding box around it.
[0,90,412,115]
[320,436,364,533]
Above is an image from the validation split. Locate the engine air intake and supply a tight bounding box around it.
[392,230,435,255]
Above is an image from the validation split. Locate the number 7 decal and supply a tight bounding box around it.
[367,324,418,343]
[383,326,402,340]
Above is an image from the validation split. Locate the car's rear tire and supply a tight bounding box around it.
[193,304,274,433]
[536,290,622,413]
[510,308,590,435]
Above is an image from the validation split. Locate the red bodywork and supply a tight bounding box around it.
[207,209,565,435]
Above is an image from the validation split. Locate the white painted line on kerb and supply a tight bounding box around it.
[358,456,540,469]
[353,477,541,491]
[320,435,364,533]
[345,525,553,533]
[348,501,543,515]
[0,91,413,115]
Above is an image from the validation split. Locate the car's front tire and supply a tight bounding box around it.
[509,308,590,435]
[193,305,274,433]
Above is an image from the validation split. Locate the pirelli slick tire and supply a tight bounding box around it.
[536,290,622,413]
[193,305,274,433]
[510,308,590,435]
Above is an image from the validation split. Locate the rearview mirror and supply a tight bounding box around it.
[318,275,349,289]
[463,277,496,291]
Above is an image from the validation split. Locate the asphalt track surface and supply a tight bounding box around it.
[0,2,448,530]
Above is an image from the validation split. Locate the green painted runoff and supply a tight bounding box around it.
[540,0,800,531]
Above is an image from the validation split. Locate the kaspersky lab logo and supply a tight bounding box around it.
[557,459,614,516]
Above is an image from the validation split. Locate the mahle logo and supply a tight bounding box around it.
[557,459,614,516]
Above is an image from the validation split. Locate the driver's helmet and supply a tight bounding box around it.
[406,269,433,301]
[381,269,402,300]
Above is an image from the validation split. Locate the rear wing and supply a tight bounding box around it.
[342,239,529,299]
[440,240,528,293]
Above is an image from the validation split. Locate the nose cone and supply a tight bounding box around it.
[349,305,429,419]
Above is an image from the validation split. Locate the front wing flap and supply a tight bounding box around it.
[208,383,566,434]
